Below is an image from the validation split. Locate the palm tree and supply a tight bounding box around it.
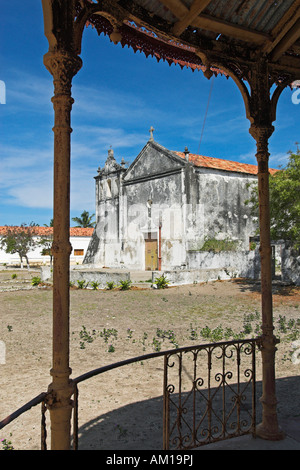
[44,219,54,227]
[71,210,96,228]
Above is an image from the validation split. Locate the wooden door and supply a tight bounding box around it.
[145,239,158,270]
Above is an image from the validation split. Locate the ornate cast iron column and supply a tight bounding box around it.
[43,50,82,450]
[249,120,284,440]
[42,0,83,450]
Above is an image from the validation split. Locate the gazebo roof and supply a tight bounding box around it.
[77,0,300,82]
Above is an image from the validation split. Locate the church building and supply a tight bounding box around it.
[84,132,266,271]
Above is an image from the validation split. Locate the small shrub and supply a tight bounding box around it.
[1,438,14,450]
[79,326,96,348]
[277,315,287,333]
[210,325,224,342]
[154,275,169,289]
[99,328,118,343]
[31,276,41,286]
[127,328,134,339]
[106,281,116,290]
[189,324,198,340]
[77,280,88,289]
[91,281,100,290]
[200,326,211,339]
[11,274,17,279]
[152,337,162,351]
[119,279,132,290]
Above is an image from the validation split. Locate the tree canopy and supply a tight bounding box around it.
[0,223,38,268]
[246,148,300,247]
[72,210,95,228]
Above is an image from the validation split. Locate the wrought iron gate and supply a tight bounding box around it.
[163,339,258,449]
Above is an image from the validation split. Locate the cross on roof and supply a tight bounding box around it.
[149,126,155,141]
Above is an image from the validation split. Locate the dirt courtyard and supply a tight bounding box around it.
[0,270,299,450]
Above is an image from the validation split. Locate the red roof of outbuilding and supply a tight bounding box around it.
[174,151,278,175]
[0,227,94,236]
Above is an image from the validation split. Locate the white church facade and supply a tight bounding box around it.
[83,136,270,273]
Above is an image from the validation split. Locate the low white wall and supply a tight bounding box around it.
[186,250,260,280]
[152,268,231,286]
[41,265,130,289]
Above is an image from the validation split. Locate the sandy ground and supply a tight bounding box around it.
[0,269,299,450]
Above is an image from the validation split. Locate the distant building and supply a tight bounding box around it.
[84,137,276,271]
[0,227,93,266]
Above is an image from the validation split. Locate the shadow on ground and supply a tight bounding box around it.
[233,278,299,297]
[76,375,300,450]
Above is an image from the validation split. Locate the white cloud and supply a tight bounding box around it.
[72,83,146,122]
[6,71,53,113]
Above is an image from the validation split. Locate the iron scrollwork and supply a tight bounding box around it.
[163,339,258,449]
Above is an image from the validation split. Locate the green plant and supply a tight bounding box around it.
[189,324,198,340]
[155,328,178,347]
[154,275,169,289]
[77,280,88,289]
[200,326,211,339]
[91,281,100,290]
[106,281,116,290]
[108,344,115,353]
[7,325,13,332]
[210,325,224,342]
[278,315,287,333]
[99,328,118,343]
[31,276,41,286]
[119,279,132,290]
[141,332,148,350]
[127,328,134,339]
[11,273,17,279]
[242,322,253,335]
[152,337,162,351]
[1,438,14,450]
[200,237,238,253]
[79,326,96,348]
[224,327,234,340]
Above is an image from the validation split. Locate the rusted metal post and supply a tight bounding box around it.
[249,124,284,441]
[44,50,82,450]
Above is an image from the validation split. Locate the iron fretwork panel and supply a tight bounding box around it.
[163,339,258,449]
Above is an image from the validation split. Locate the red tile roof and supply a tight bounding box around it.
[0,226,94,237]
[174,151,278,175]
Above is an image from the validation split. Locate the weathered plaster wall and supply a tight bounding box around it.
[196,169,257,247]
[84,141,259,272]
[281,245,300,285]
[122,170,185,269]
[187,249,260,279]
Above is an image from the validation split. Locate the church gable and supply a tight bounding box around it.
[123,141,185,182]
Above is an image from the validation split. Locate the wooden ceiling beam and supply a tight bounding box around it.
[159,0,270,45]
[193,14,270,45]
[172,0,211,36]
[158,0,187,19]
[262,2,300,55]
[271,18,300,61]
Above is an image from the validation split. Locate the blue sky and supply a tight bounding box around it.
[0,1,299,227]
